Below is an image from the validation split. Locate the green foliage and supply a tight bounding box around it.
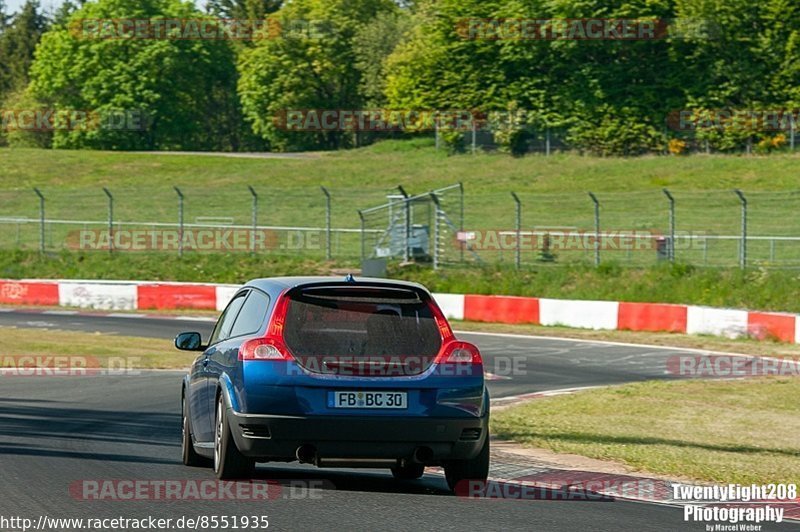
[489,103,531,157]
[440,130,464,154]
[205,0,282,20]
[2,0,800,154]
[238,0,397,151]
[352,10,413,107]
[2,87,51,147]
[28,0,250,150]
[566,106,665,156]
[0,1,48,101]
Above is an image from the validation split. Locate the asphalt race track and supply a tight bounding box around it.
[1,309,797,531]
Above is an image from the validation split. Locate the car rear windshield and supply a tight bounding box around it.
[283,286,442,358]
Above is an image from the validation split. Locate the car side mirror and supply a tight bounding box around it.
[175,332,204,351]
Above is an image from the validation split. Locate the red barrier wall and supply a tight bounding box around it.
[137,284,217,310]
[464,295,540,324]
[617,302,687,333]
[0,280,59,305]
[747,312,796,343]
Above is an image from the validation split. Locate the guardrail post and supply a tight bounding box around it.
[33,188,45,254]
[174,187,184,258]
[103,187,113,254]
[321,186,332,260]
[734,189,747,269]
[662,188,675,262]
[588,192,600,266]
[248,186,258,256]
[511,192,521,270]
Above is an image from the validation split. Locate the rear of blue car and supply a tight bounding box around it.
[181,278,489,491]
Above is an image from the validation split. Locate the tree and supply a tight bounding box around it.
[0,1,48,101]
[352,10,412,107]
[205,0,282,20]
[28,0,250,150]
[0,1,10,29]
[238,0,397,151]
[672,0,800,150]
[384,0,677,155]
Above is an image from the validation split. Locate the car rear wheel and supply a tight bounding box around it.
[181,394,207,467]
[391,464,425,480]
[444,436,490,492]
[213,395,255,479]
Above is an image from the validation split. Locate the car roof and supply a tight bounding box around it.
[243,276,429,294]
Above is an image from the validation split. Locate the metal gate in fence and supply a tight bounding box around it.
[357,183,480,269]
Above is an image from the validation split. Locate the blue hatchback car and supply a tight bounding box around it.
[176,276,489,491]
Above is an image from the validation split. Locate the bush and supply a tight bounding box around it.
[567,107,664,156]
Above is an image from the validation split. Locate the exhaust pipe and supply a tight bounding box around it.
[296,444,317,464]
[413,446,434,464]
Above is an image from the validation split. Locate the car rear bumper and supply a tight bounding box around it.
[228,408,489,463]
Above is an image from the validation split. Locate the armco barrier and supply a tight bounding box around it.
[1,278,799,344]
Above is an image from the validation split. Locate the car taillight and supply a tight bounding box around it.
[239,290,294,361]
[440,341,483,365]
[428,300,455,343]
[239,337,293,361]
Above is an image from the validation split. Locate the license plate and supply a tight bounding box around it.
[330,391,408,409]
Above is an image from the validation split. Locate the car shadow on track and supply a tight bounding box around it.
[229,464,450,496]
[0,400,181,464]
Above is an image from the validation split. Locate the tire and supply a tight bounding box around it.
[444,436,490,492]
[181,394,208,467]
[213,395,255,479]
[391,464,425,480]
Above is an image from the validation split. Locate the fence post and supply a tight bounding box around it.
[174,187,184,258]
[510,192,521,270]
[397,185,410,262]
[103,187,114,254]
[471,120,477,155]
[588,192,600,266]
[734,189,747,268]
[33,188,45,254]
[358,210,366,262]
[458,181,464,263]
[545,127,551,156]
[429,193,441,270]
[662,188,675,262]
[247,186,258,256]
[320,186,332,260]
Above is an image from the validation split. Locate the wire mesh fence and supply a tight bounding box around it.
[2,184,800,269]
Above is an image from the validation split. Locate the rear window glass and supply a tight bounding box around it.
[283,287,441,357]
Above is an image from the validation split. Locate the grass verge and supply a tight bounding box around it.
[5,322,798,484]
[491,377,800,485]
[0,327,182,369]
